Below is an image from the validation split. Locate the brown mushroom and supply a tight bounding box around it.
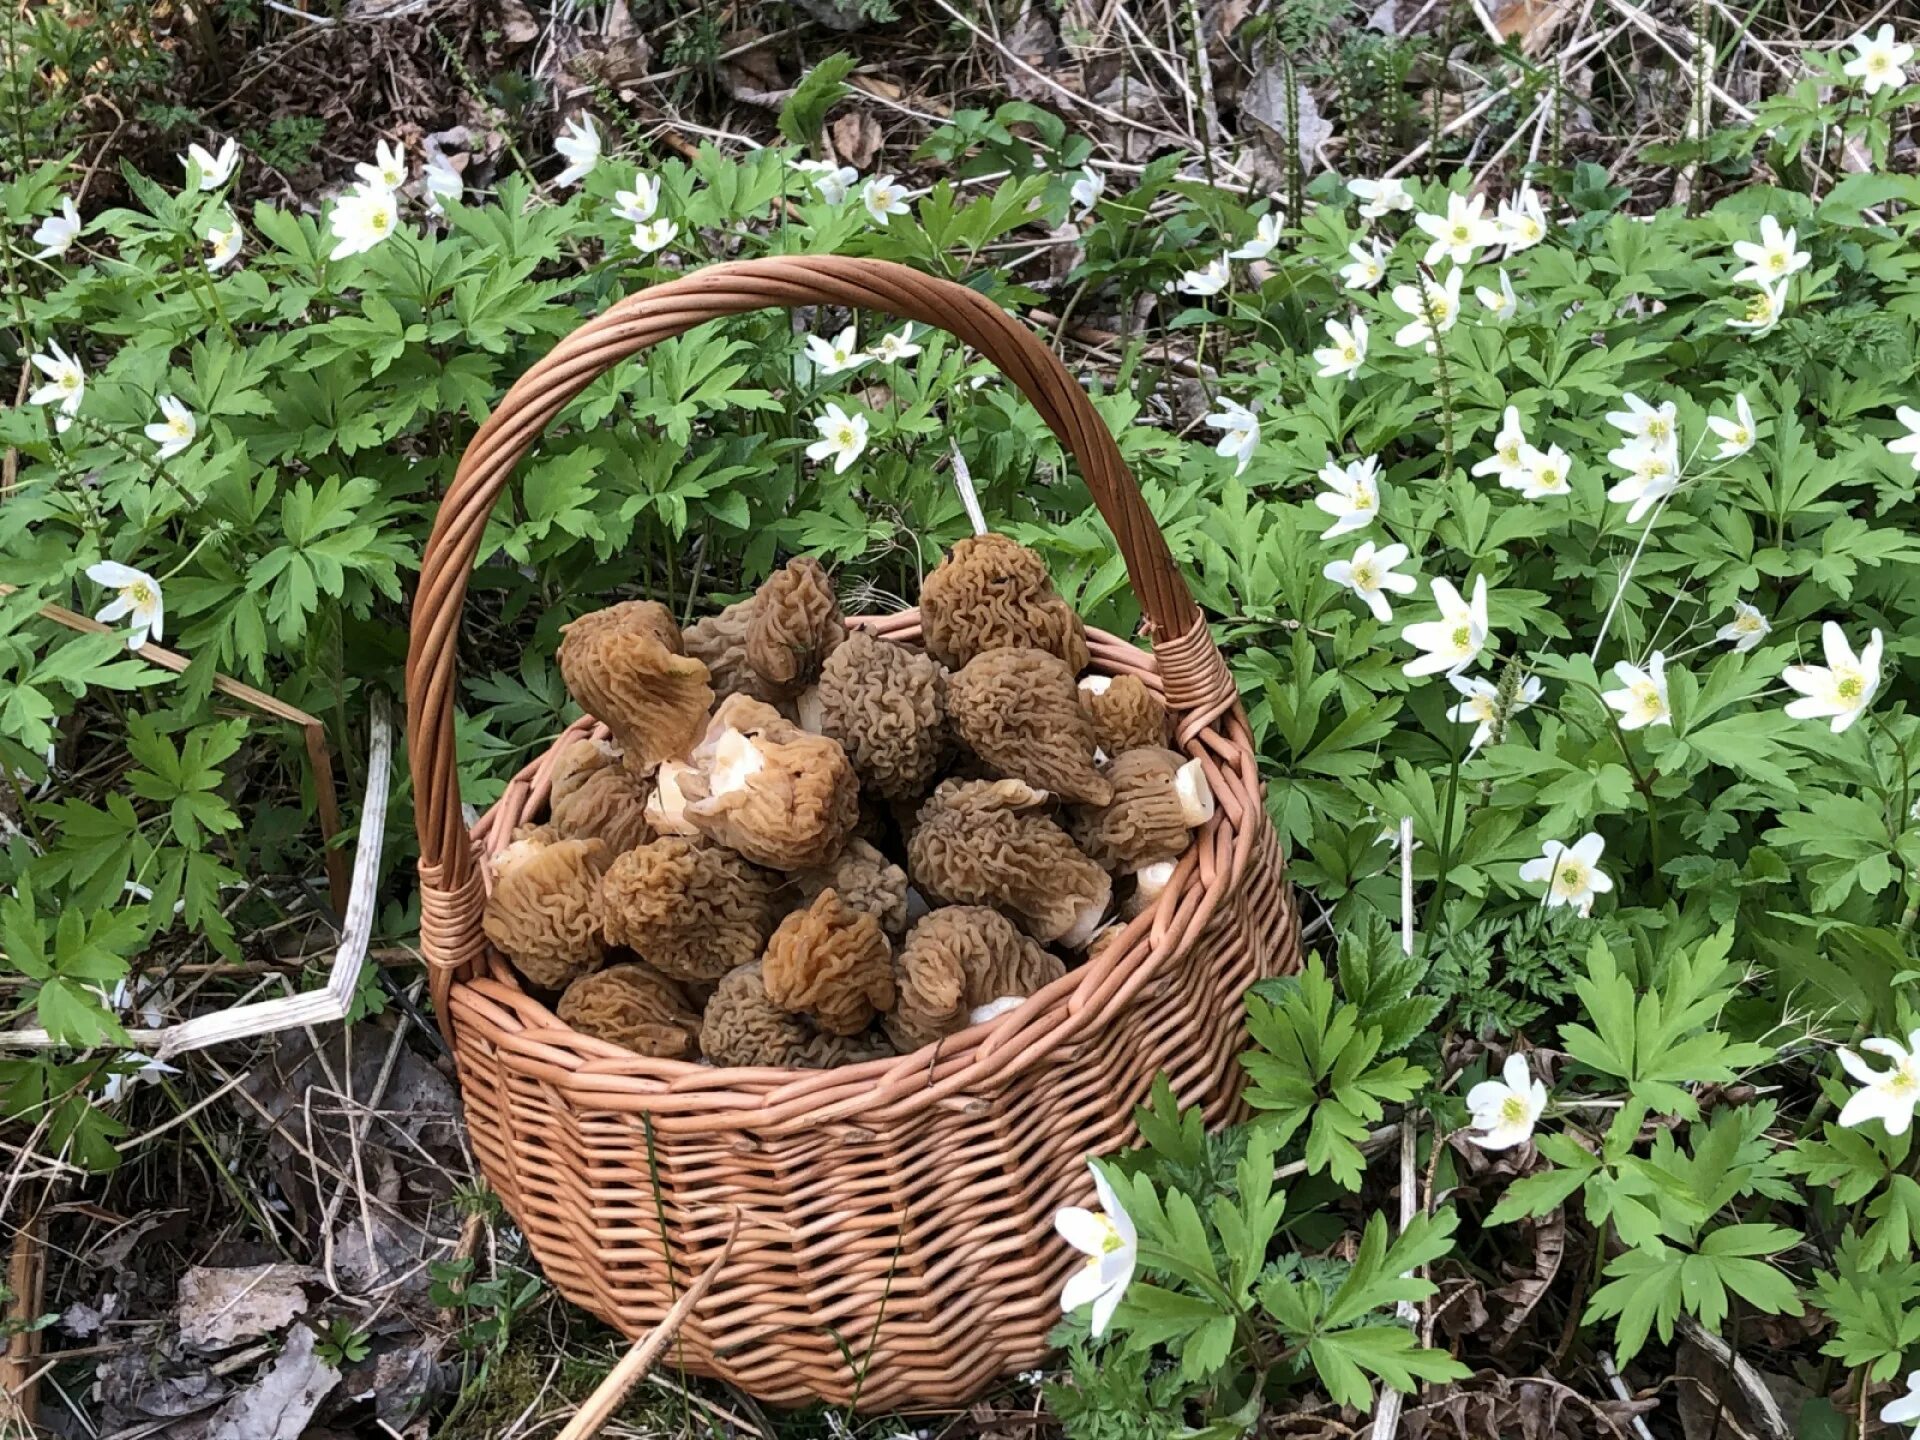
[482,830,611,990]
[885,906,1065,1052]
[761,889,895,1035]
[557,601,713,768]
[643,759,700,837]
[795,838,910,933]
[599,836,781,983]
[1078,674,1169,755]
[1069,747,1215,869]
[700,962,897,1069]
[947,648,1112,806]
[812,631,950,800]
[547,739,653,855]
[745,557,846,694]
[907,778,1111,947]
[684,599,786,705]
[918,533,1089,672]
[680,694,859,871]
[556,962,702,1059]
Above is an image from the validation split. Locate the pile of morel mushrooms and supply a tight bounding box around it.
[482,535,1214,1069]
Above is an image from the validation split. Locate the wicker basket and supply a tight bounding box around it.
[405,256,1299,1410]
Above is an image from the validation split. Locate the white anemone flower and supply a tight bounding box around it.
[32,197,82,259]
[355,139,407,193]
[1177,256,1231,297]
[1512,442,1573,499]
[1448,672,1544,751]
[1414,191,1500,267]
[1314,455,1383,539]
[1465,1054,1549,1150]
[1709,393,1758,458]
[1716,602,1771,653]
[145,395,197,460]
[1070,167,1105,217]
[424,153,464,214]
[1339,237,1389,290]
[1731,215,1811,286]
[1476,268,1518,321]
[1471,406,1531,488]
[613,173,662,223]
[1312,315,1368,381]
[1401,575,1490,679]
[794,158,859,205]
[805,325,870,376]
[632,218,678,254]
[1602,651,1673,730]
[1606,392,1679,448]
[1844,25,1914,96]
[1229,210,1285,262]
[1054,1163,1137,1339]
[1606,441,1681,523]
[1390,267,1463,348]
[1838,1032,1920,1136]
[1497,186,1549,251]
[328,184,401,259]
[1782,622,1883,733]
[1729,278,1789,335]
[204,214,243,272]
[1348,175,1413,219]
[1323,540,1416,622]
[182,137,239,190]
[27,340,85,433]
[861,174,916,224]
[806,403,870,474]
[1881,1371,1920,1435]
[1204,397,1261,476]
[871,326,922,363]
[1887,405,1920,473]
[86,561,165,649]
[1519,832,1612,916]
[552,117,601,188]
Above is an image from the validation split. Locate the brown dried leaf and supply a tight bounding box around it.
[178,1264,319,1350]
[830,110,884,169]
[206,1324,341,1440]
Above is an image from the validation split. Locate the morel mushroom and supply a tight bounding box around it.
[680,694,859,871]
[557,600,713,767]
[599,836,781,983]
[796,838,911,933]
[948,648,1112,806]
[547,739,653,855]
[644,760,699,837]
[1078,674,1169,755]
[684,600,785,705]
[1070,747,1215,869]
[907,778,1111,947]
[813,631,949,800]
[557,962,702,1059]
[745,557,845,694]
[885,906,1065,1052]
[700,962,896,1069]
[761,889,895,1035]
[918,533,1090,672]
[482,830,611,990]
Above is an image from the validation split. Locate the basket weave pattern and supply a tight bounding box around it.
[406,257,1299,1408]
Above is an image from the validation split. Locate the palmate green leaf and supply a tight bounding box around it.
[1305,1324,1469,1410]
[777,55,858,147]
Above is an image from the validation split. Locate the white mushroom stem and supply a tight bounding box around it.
[706,727,767,796]
[969,995,1026,1025]
[645,761,699,836]
[1057,871,1113,950]
[1174,758,1215,828]
[1124,859,1177,917]
[794,685,825,735]
[1078,674,1113,697]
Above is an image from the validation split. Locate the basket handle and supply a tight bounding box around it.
[406,255,1235,964]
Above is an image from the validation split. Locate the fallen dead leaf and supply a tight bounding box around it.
[178,1264,320,1350]
[830,110,884,170]
[1239,64,1333,173]
[206,1324,341,1440]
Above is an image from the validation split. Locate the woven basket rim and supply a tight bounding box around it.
[458,613,1255,1118]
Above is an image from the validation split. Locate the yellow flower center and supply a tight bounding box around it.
[1341,342,1358,362]
[1736,612,1762,633]
[1767,251,1787,272]
[1553,861,1588,896]
[1746,293,1774,320]
[1499,1094,1530,1125]
[1451,223,1470,242]
[1890,1066,1918,1094]
[59,372,79,392]
[1869,54,1889,72]
[1501,443,1520,463]
[1451,624,1472,650]
[1353,490,1374,511]
[1430,298,1451,321]
[1646,417,1671,442]
[1522,219,1542,239]
[169,418,189,438]
[1539,467,1564,488]
[1838,672,1864,701]
[371,211,390,234]
[1352,561,1379,589]
[127,581,154,605]
[1633,681,1662,711]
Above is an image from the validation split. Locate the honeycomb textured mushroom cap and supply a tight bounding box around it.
[598,836,781,983]
[548,741,653,856]
[681,694,860,871]
[482,831,612,990]
[918,533,1089,672]
[761,889,895,1035]
[906,778,1112,947]
[557,600,713,768]
[815,631,950,800]
[948,648,1113,806]
[1078,673,1169,755]
[684,599,787,706]
[745,557,846,694]
[796,838,911,933]
[885,906,1065,1053]
[700,962,897,1069]
[556,962,702,1059]
[1070,746,1207,870]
